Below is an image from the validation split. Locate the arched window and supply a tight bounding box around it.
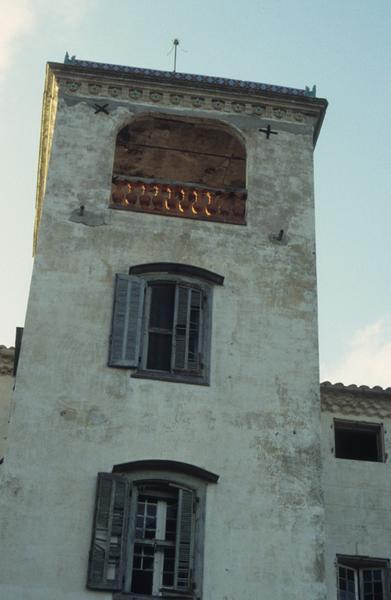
[108,263,224,385]
[110,115,247,225]
[87,460,218,596]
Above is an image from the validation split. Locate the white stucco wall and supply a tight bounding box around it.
[0,67,326,600]
[321,385,391,599]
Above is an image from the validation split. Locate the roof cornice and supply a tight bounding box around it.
[62,56,319,99]
[48,61,327,144]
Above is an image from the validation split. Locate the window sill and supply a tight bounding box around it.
[113,593,195,600]
[335,456,385,463]
[131,370,209,386]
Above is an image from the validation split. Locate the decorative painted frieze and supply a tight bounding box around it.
[170,93,183,105]
[129,88,142,100]
[108,86,122,98]
[65,80,80,92]
[60,78,306,123]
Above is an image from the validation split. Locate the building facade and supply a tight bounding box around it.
[0,345,15,463]
[2,58,388,600]
[321,382,391,600]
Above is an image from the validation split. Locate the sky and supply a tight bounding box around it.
[0,0,390,387]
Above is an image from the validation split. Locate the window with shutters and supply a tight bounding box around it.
[108,264,224,385]
[87,461,218,599]
[337,556,390,600]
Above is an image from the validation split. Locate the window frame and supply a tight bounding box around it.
[135,275,211,385]
[123,480,195,598]
[334,419,385,463]
[87,462,219,599]
[337,555,391,600]
[109,264,224,386]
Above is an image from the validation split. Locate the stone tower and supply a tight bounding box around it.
[0,58,327,600]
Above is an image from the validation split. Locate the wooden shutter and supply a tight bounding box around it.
[172,286,202,372]
[87,473,131,590]
[109,274,145,367]
[174,487,195,590]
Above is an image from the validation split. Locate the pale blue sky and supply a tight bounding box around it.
[1,0,390,385]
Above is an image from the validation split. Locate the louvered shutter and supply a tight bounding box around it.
[87,473,131,590]
[172,286,202,372]
[174,487,195,591]
[109,275,145,367]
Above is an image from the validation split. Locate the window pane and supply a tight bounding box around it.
[338,566,357,600]
[163,547,176,587]
[149,284,175,329]
[166,503,177,519]
[147,333,172,371]
[165,523,176,541]
[132,544,154,594]
[131,569,153,594]
[335,423,382,461]
[136,516,144,534]
[136,497,157,539]
[132,490,180,594]
[361,569,384,600]
[146,517,156,528]
[165,498,177,541]
[188,290,201,370]
[143,557,154,570]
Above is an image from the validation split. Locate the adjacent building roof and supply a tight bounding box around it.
[320,381,391,418]
[0,346,15,376]
[321,381,391,397]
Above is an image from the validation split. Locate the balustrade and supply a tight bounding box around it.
[110,177,246,225]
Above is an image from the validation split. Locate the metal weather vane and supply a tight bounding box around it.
[167,38,187,72]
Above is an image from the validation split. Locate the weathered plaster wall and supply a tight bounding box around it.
[0,70,325,600]
[321,384,391,599]
[0,346,14,460]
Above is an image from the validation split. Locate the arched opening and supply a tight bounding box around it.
[111,115,247,224]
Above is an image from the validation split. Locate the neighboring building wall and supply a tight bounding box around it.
[0,346,14,460]
[321,382,391,599]
[0,62,327,600]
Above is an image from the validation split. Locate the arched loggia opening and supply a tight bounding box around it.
[110,115,247,224]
